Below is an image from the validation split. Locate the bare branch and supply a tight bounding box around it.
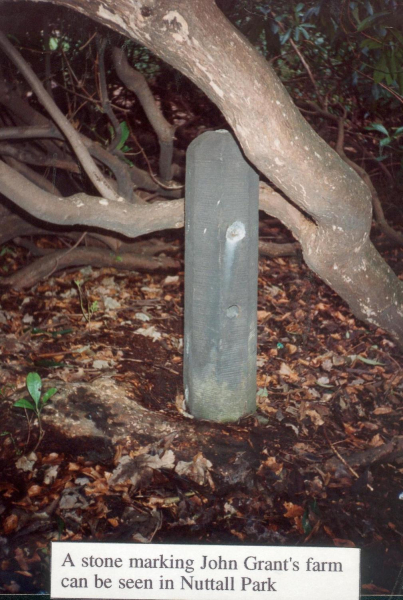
[0,30,122,202]
[0,142,79,172]
[112,46,175,181]
[0,159,184,238]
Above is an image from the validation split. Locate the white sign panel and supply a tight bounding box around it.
[51,542,360,600]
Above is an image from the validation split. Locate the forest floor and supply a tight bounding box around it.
[0,218,402,596]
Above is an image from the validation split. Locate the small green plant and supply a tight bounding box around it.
[14,372,57,450]
[74,279,99,323]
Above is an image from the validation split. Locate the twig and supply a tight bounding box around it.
[324,427,374,492]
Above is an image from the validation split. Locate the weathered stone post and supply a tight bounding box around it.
[184,130,259,422]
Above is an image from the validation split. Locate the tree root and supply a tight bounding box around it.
[42,377,259,493]
[325,436,403,474]
[0,246,180,290]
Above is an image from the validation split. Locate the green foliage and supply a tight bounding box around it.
[221,1,402,111]
[0,246,16,257]
[115,120,131,152]
[13,372,57,450]
[366,122,403,159]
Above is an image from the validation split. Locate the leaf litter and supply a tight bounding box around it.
[0,228,402,594]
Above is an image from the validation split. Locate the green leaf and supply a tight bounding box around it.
[116,121,130,151]
[49,37,59,51]
[387,51,397,80]
[14,398,35,411]
[41,388,58,404]
[89,301,98,313]
[366,123,389,135]
[280,29,292,45]
[356,11,390,32]
[373,55,388,84]
[379,137,392,147]
[351,6,360,24]
[360,39,382,50]
[26,372,42,407]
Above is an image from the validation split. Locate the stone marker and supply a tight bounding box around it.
[184,130,259,422]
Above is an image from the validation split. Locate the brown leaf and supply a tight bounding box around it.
[306,409,324,427]
[283,502,304,518]
[373,407,393,415]
[369,433,384,447]
[262,457,283,473]
[3,513,18,534]
[27,485,42,498]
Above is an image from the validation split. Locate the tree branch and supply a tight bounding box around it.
[259,182,315,241]
[0,30,122,202]
[0,158,184,238]
[112,46,175,182]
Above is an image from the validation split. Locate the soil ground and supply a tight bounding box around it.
[0,221,402,596]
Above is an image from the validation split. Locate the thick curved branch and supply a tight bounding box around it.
[0,159,184,238]
[0,30,121,202]
[259,182,315,241]
[1,155,305,257]
[112,46,175,181]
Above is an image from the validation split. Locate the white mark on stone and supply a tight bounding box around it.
[99,199,109,206]
[224,221,245,282]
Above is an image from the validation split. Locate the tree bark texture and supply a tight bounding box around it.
[3,0,403,345]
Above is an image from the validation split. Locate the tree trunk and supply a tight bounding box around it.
[2,0,403,345]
